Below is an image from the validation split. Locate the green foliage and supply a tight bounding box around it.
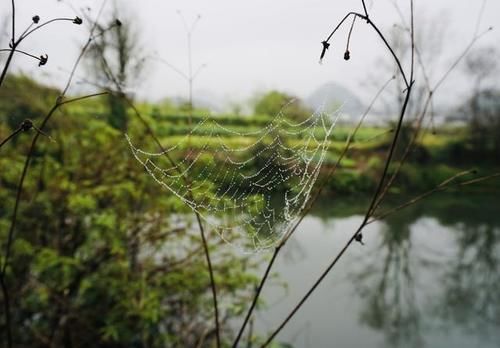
[253,90,312,121]
[2,74,499,347]
[0,74,59,130]
[0,102,259,347]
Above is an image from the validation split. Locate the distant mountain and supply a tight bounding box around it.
[306,82,365,122]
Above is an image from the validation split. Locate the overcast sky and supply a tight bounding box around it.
[1,0,499,107]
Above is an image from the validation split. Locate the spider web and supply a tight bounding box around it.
[127,104,338,251]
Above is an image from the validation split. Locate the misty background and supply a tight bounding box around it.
[0,0,499,119]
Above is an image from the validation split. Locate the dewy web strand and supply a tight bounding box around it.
[127,103,340,252]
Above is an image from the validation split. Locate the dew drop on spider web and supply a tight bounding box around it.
[126,101,339,252]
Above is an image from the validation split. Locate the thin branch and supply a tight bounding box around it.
[434,27,491,91]
[0,7,106,346]
[0,48,38,59]
[259,82,414,347]
[0,127,23,149]
[322,12,409,87]
[232,246,281,347]
[58,91,108,106]
[19,18,79,41]
[10,0,15,45]
[345,15,357,58]
[473,0,487,37]
[196,215,221,348]
[361,0,369,18]
[370,6,491,215]
[153,56,189,80]
[260,1,416,343]
[0,274,12,348]
[61,1,108,96]
[369,171,500,224]
[233,76,394,347]
[120,83,221,347]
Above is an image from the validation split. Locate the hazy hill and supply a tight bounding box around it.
[306,81,365,121]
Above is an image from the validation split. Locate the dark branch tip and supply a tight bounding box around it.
[344,50,351,61]
[20,119,33,132]
[38,54,48,67]
[320,41,330,60]
[32,15,40,24]
[354,233,365,245]
[73,16,83,25]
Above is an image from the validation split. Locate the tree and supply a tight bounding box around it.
[462,47,500,159]
[253,90,312,121]
[86,2,147,131]
[0,75,59,130]
[0,100,258,347]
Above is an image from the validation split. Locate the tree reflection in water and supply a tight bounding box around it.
[348,193,500,347]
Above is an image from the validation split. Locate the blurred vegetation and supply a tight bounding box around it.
[0,74,499,347]
[253,90,313,122]
[0,76,261,347]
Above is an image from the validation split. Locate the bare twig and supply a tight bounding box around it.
[232,75,395,347]
[0,5,105,346]
[259,1,416,345]
[196,215,221,348]
[370,5,491,215]
[126,97,221,347]
[0,127,22,149]
[369,171,500,224]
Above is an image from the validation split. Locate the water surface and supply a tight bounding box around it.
[244,193,500,348]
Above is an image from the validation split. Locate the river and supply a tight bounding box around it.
[240,192,500,348]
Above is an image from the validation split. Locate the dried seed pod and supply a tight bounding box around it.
[21,119,33,132]
[38,54,48,66]
[344,50,350,61]
[355,233,364,245]
[320,41,330,60]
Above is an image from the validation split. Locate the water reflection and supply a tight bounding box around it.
[347,193,500,347]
